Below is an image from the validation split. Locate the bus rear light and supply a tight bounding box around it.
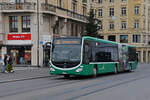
[76,68,83,72]
[50,68,55,71]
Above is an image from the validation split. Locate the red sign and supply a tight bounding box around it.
[8,34,31,40]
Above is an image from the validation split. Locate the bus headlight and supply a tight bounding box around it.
[76,68,83,72]
[50,68,55,71]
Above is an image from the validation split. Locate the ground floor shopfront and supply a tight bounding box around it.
[0,45,50,67]
[7,45,31,65]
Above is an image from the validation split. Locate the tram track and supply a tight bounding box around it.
[0,75,51,84]
[0,76,83,98]
[70,72,150,100]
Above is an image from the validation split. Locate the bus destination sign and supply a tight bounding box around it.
[55,39,81,45]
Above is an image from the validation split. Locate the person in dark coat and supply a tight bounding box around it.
[6,54,14,73]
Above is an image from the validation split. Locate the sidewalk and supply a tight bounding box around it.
[0,67,50,83]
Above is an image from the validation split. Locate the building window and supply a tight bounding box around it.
[16,0,26,3]
[121,7,126,16]
[98,9,103,16]
[57,0,62,7]
[143,35,146,43]
[72,2,77,12]
[148,35,150,45]
[9,16,18,32]
[143,5,145,16]
[120,35,128,43]
[22,16,31,32]
[109,23,114,30]
[121,21,126,29]
[98,0,102,3]
[109,8,114,16]
[143,19,146,30]
[148,20,150,31]
[108,35,116,41]
[134,20,139,28]
[134,6,139,15]
[148,8,150,16]
[82,0,87,3]
[133,35,141,43]
[83,6,87,15]
[10,0,25,3]
[45,0,48,4]
[109,0,114,3]
[9,0,15,4]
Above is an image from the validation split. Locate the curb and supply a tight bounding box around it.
[0,75,51,84]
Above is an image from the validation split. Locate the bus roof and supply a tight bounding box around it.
[53,36,136,48]
[53,37,81,40]
[83,36,136,48]
[121,43,136,48]
[83,36,118,45]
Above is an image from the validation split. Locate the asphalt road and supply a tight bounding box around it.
[0,64,150,100]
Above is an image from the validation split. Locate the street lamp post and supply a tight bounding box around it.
[37,0,40,67]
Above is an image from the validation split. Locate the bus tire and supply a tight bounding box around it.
[64,74,70,78]
[93,67,98,78]
[114,65,118,74]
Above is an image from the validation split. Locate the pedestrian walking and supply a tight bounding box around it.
[0,56,3,72]
[1,54,7,73]
[6,54,14,73]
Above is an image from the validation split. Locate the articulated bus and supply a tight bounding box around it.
[49,36,138,77]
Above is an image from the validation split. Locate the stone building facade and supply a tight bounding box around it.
[92,0,150,63]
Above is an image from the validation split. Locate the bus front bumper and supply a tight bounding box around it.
[49,65,93,76]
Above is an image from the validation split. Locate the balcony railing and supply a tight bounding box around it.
[41,3,86,22]
[41,3,56,12]
[0,3,36,12]
[67,11,86,21]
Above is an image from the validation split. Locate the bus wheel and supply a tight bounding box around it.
[114,66,118,74]
[64,75,70,78]
[93,67,98,78]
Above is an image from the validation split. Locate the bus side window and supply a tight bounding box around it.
[83,44,89,64]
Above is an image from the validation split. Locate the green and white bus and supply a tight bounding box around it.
[49,36,138,77]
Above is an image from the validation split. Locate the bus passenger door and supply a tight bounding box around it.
[83,40,92,64]
[122,45,129,70]
[118,44,128,71]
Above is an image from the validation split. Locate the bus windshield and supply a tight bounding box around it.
[51,44,81,63]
